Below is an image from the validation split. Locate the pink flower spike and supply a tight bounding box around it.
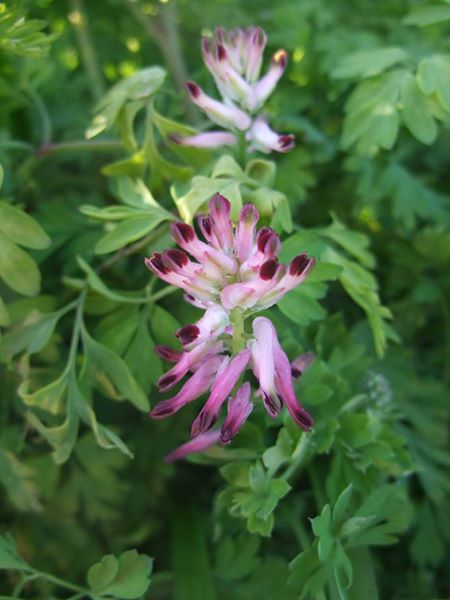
[247,117,295,154]
[245,27,267,83]
[170,222,238,275]
[185,81,251,131]
[235,204,260,261]
[221,382,253,444]
[170,131,237,149]
[291,352,315,379]
[151,355,222,419]
[209,193,234,251]
[191,349,251,436]
[253,49,288,109]
[214,45,255,109]
[164,430,221,463]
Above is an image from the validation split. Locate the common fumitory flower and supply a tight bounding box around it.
[172,27,295,154]
[146,193,315,461]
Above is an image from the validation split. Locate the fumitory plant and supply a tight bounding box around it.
[0,1,449,600]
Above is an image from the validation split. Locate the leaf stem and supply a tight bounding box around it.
[37,139,123,157]
[69,0,105,100]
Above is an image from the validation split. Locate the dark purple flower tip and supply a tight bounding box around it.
[186,81,201,99]
[257,228,280,256]
[273,49,288,69]
[254,27,265,46]
[202,37,212,54]
[259,259,279,281]
[155,345,182,362]
[256,227,272,252]
[279,134,295,150]
[176,324,200,345]
[262,392,281,417]
[291,352,315,379]
[171,222,196,243]
[215,27,226,43]
[209,192,231,217]
[165,248,189,268]
[216,44,227,61]
[146,253,170,275]
[191,409,217,437]
[167,133,182,145]
[291,406,314,431]
[150,402,178,419]
[289,253,313,276]
[197,214,213,237]
[158,373,178,391]
[239,203,259,223]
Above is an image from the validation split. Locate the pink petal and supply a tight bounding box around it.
[164,430,221,463]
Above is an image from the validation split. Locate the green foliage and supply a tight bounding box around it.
[0,0,448,599]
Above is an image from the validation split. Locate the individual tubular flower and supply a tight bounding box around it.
[176,27,294,154]
[246,117,295,154]
[145,193,316,461]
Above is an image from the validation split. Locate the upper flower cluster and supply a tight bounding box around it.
[145,194,315,461]
[173,27,295,154]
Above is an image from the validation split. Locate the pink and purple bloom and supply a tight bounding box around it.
[172,27,295,154]
[145,193,315,461]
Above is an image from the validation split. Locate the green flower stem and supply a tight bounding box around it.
[230,309,246,354]
[38,140,123,157]
[150,285,178,303]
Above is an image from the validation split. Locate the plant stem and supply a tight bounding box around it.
[32,569,88,596]
[69,0,105,100]
[37,139,122,157]
[150,285,178,303]
[230,309,246,354]
[26,88,52,145]
[122,0,199,123]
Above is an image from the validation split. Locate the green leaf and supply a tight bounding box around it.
[19,370,69,414]
[0,311,61,360]
[341,70,407,155]
[172,504,216,600]
[333,47,408,79]
[0,449,41,512]
[80,205,146,221]
[0,202,51,249]
[77,257,146,304]
[0,295,10,327]
[0,231,40,296]
[245,159,276,187]
[172,175,242,223]
[0,534,28,571]
[403,5,450,26]
[87,66,166,138]
[311,504,334,561]
[332,485,353,527]
[88,554,120,592]
[95,211,170,254]
[400,72,437,144]
[83,329,149,411]
[417,54,450,111]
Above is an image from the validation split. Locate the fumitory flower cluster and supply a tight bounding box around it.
[145,194,316,462]
[173,27,295,154]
